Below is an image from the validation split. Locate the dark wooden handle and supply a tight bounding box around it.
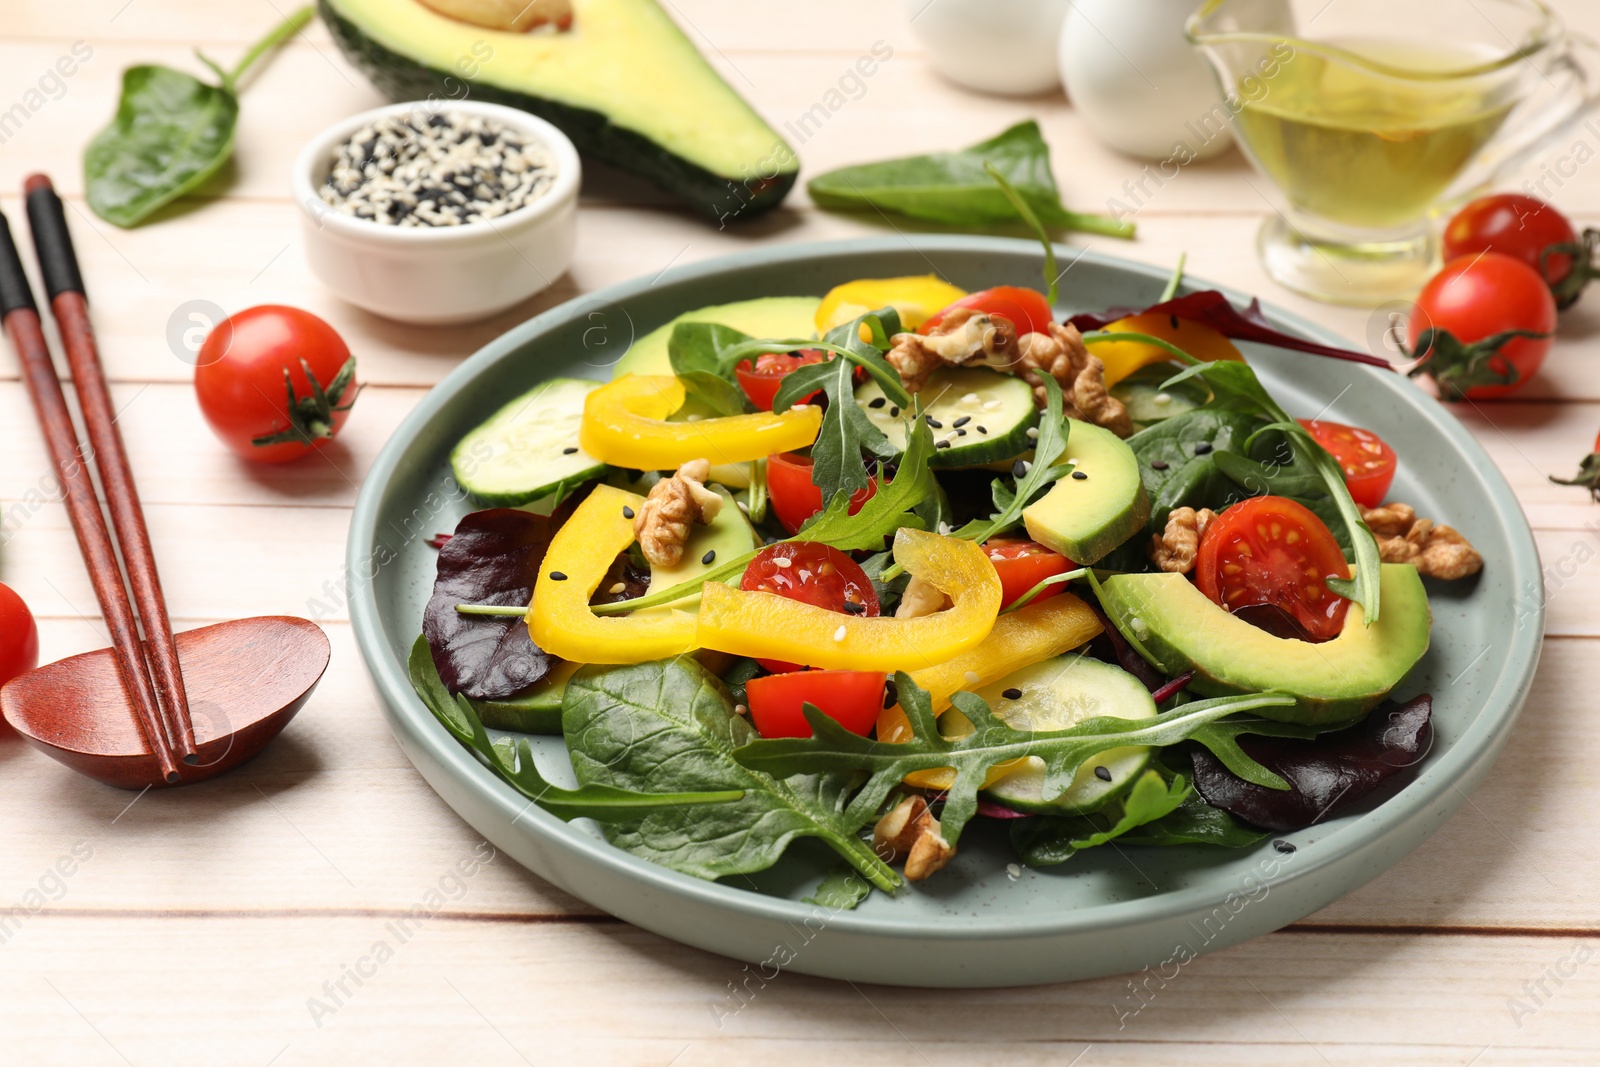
[0,214,35,316]
[0,212,180,782]
[23,176,198,764]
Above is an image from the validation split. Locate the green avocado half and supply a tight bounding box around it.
[1096,564,1432,724]
[319,0,798,219]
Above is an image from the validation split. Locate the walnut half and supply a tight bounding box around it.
[873,795,955,882]
[1148,507,1217,575]
[1361,503,1482,580]
[633,459,722,568]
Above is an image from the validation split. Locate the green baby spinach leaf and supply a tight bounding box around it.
[808,121,1135,239]
[85,6,311,227]
[733,671,1297,846]
[408,637,744,821]
[1008,771,1192,866]
[803,865,874,910]
[562,657,902,891]
[1117,791,1272,849]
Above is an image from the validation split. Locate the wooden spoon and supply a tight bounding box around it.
[1,618,331,789]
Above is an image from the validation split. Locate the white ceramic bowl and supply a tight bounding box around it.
[292,101,581,326]
[904,0,1070,97]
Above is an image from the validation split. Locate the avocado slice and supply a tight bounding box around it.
[471,659,581,734]
[637,486,755,614]
[1022,418,1150,565]
[1096,564,1432,725]
[320,0,797,219]
[615,295,821,377]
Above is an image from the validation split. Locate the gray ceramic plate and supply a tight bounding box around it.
[348,236,1543,987]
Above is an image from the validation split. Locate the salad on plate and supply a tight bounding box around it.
[408,245,1482,905]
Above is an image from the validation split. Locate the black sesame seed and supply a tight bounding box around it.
[1012,459,1028,478]
[701,550,716,565]
[549,571,568,581]
[926,417,944,429]
[936,440,952,450]
[1072,470,1088,481]
[1170,314,1180,330]
[842,600,867,614]
[956,428,967,437]
[562,446,579,455]
[951,416,971,428]
[868,397,886,409]
[1194,442,1213,455]
[1273,840,1297,854]
[976,425,988,435]
[1150,460,1169,471]
[889,406,900,418]
[622,506,635,519]
[1002,687,1022,700]
[1094,766,1113,782]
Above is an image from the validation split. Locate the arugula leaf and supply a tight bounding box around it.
[408,637,744,822]
[807,121,1135,239]
[562,657,901,890]
[733,671,1297,846]
[777,350,895,499]
[1008,771,1191,865]
[985,161,1059,306]
[798,417,936,550]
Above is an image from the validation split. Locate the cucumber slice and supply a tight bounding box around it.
[451,378,607,506]
[856,368,1036,468]
[974,655,1156,815]
[471,661,582,735]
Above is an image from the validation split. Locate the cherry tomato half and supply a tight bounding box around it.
[1298,419,1398,510]
[195,305,361,463]
[741,542,880,672]
[766,452,878,535]
[984,539,1073,608]
[0,582,40,690]
[1409,253,1556,401]
[1442,194,1579,291]
[735,349,827,412]
[921,286,1054,337]
[1194,496,1352,643]
[745,669,887,738]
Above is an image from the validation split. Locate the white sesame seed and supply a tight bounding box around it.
[734,703,748,715]
[961,393,980,404]
[983,399,1003,411]
[1026,427,1040,439]
[937,521,952,535]
[773,556,792,568]
[1154,392,1172,405]
[1006,863,1022,880]
[832,625,847,642]
[963,670,980,684]
[609,582,626,595]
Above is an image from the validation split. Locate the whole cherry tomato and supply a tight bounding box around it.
[1442,193,1596,308]
[1407,254,1556,401]
[0,582,40,690]
[1194,496,1352,643]
[195,305,361,463]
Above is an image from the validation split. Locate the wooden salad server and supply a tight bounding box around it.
[0,176,330,789]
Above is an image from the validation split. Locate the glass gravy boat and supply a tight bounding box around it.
[1188,0,1599,304]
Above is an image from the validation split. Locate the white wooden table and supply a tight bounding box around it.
[2,3,1598,1063]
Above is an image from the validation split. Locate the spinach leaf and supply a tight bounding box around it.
[563,657,901,891]
[1008,771,1191,866]
[808,121,1134,239]
[85,7,310,227]
[423,507,560,701]
[733,672,1297,846]
[1127,405,1263,533]
[1118,791,1271,848]
[408,637,744,822]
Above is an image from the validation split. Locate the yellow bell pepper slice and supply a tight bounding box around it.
[580,374,821,469]
[815,276,969,334]
[874,594,1103,790]
[529,485,698,664]
[1091,313,1245,387]
[696,528,1001,672]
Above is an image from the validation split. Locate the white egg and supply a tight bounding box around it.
[1058,0,1235,161]
[904,0,1071,97]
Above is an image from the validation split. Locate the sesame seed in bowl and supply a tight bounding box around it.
[292,101,581,325]
[319,111,559,228]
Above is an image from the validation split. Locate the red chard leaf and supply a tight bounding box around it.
[1190,694,1432,831]
[423,508,559,701]
[1067,290,1393,370]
